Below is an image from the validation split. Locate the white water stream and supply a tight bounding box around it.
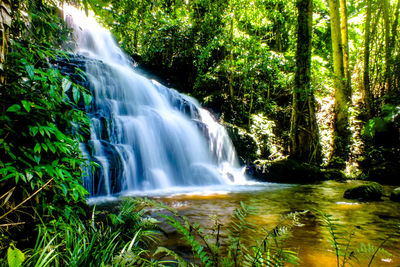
[64,6,247,197]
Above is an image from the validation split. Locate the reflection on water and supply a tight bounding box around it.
[155,180,400,266]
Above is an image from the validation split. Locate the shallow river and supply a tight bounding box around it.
[152,180,400,266]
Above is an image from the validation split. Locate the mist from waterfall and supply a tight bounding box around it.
[64,6,247,197]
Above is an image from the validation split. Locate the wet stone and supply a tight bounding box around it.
[390,187,400,202]
[344,182,383,201]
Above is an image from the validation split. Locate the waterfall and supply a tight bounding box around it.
[64,6,246,197]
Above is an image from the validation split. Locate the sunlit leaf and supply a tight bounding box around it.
[72,86,80,104]
[62,77,72,93]
[7,104,21,113]
[7,244,25,267]
[25,65,35,80]
[21,100,31,112]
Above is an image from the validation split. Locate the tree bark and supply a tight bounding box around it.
[328,0,350,165]
[290,0,321,164]
[363,0,373,118]
[0,0,11,85]
[339,0,350,93]
[382,0,391,92]
[388,0,400,91]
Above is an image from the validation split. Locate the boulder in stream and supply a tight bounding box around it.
[343,182,383,201]
[390,187,400,202]
[247,159,324,183]
[321,169,346,181]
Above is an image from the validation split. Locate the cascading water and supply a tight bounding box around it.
[64,6,246,197]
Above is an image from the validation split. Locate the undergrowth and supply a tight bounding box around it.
[3,198,301,267]
[316,210,395,267]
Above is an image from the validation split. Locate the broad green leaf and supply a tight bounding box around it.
[34,155,41,164]
[31,127,39,136]
[41,143,48,152]
[34,143,41,154]
[60,183,68,196]
[25,65,35,80]
[62,77,72,93]
[7,104,21,113]
[72,86,80,104]
[83,92,92,106]
[21,100,31,112]
[7,244,25,267]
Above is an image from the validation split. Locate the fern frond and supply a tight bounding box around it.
[159,213,212,266]
[154,246,191,266]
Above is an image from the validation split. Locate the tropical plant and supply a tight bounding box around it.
[0,0,93,259]
[2,198,170,267]
[316,210,393,267]
[153,199,300,266]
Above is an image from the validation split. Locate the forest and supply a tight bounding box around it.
[1,0,400,266]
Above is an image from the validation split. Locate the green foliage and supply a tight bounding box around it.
[363,104,400,138]
[0,40,90,221]
[93,0,297,126]
[316,210,393,267]
[0,0,92,257]
[153,199,300,266]
[7,244,25,267]
[18,198,171,266]
[316,210,355,267]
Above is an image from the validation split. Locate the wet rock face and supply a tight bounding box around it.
[391,187,400,202]
[225,126,258,164]
[54,54,231,196]
[53,54,90,87]
[52,54,92,111]
[343,182,383,201]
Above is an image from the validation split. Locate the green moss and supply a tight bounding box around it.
[343,182,383,200]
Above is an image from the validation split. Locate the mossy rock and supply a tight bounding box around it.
[322,169,346,181]
[343,182,383,201]
[247,159,324,183]
[390,187,400,202]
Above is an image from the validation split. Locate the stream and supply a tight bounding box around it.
[153,180,400,266]
[65,7,400,266]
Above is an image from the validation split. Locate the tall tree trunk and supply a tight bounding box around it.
[229,12,234,100]
[339,0,350,93]
[290,0,321,164]
[370,8,382,96]
[363,0,373,117]
[382,0,391,92]
[389,0,400,91]
[328,0,349,166]
[0,0,11,85]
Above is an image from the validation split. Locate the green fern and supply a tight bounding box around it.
[316,210,396,267]
[225,202,257,266]
[357,242,392,267]
[243,211,302,267]
[154,246,193,266]
[159,213,212,266]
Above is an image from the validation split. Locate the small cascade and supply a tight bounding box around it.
[64,6,246,196]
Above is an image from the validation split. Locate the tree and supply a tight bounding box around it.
[0,0,11,84]
[382,0,391,92]
[328,0,350,165]
[385,0,400,93]
[339,0,350,91]
[363,0,373,117]
[289,0,321,163]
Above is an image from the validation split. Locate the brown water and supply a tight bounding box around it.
[155,180,400,266]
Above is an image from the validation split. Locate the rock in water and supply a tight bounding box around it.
[390,187,400,202]
[344,182,383,201]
